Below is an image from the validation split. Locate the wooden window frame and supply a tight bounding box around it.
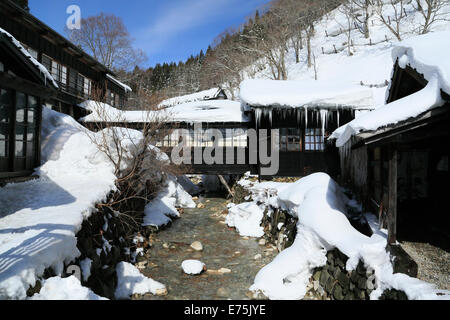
[304,128,325,152]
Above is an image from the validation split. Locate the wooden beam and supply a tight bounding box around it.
[387,146,398,245]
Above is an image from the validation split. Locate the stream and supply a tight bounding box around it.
[134,197,277,300]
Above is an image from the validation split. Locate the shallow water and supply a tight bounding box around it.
[135,197,277,300]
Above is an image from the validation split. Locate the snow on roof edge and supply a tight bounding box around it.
[106,74,132,93]
[0,27,58,89]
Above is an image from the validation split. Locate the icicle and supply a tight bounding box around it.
[304,106,308,129]
[320,109,328,141]
[337,111,340,128]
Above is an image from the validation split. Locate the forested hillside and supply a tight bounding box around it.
[123,0,450,107]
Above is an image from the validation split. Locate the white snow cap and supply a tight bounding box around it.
[0,27,58,89]
[239,79,375,110]
[392,29,450,95]
[331,30,450,147]
[181,260,206,275]
[107,74,132,93]
[29,276,107,300]
[80,99,249,124]
[115,262,166,299]
[159,88,224,108]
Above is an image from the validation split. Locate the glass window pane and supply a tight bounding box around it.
[26,141,34,157]
[28,96,37,108]
[15,140,24,157]
[0,140,7,157]
[16,93,26,123]
[16,109,25,123]
[27,127,35,141]
[27,108,35,124]
[1,89,11,123]
[0,124,8,140]
[16,125,25,141]
[41,55,51,72]
[0,105,8,123]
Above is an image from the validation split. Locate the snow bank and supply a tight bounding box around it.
[226,202,265,238]
[240,79,375,110]
[0,108,120,299]
[115,262,166,299]
[29,276,106,300]
[246,173,449,300]
[143,176,196,229]
[0,27,58,88]
[181,260,206,275]
[159,88,222,108]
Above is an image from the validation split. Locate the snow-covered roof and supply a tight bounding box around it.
[80,99,249,124]
[331,30,450,148]
[106,74,132,93]
[392,30,450,95]
[239,79,375,110]
[0,27,58,89]
[158,88,225,108]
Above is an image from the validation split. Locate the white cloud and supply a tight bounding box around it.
[135,0,267,55]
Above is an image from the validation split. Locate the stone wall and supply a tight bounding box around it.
[311,249,408,300]
[26,196,148,299]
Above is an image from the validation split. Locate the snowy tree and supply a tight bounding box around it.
[412,0,450,34]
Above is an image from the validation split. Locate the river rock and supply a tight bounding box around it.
[190,241,203,252]
[254,254,262,260]
[155,287,168,296]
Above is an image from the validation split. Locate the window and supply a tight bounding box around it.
[77,74,85,95]
[84,78,91,97]
[43,55,67,88]
[41,55,51,72]
[20,43,38,60]
[305,128,325,151]
[15,92,37,158]
[280,128,302,152]
[0,61,4,72]
[0,88,11,158]
[110,91,115,107]
[69,68,77,92]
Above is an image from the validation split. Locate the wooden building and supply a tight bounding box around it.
[0,0,131,183]
[334,32,450,248]
[240,79,375,177]
[0,28,57,183]
[80,99,251,175]
[0,0,130,118]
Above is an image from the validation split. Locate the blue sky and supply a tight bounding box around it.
[29,0,271,68]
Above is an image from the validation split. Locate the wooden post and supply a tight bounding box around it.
[218,175,234,198]
[387,147,398,245]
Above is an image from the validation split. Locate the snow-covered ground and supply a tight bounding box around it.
[228,173,450,300]
[143,176,196,229]
[0,108,117,299]
[0,107,193,300]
